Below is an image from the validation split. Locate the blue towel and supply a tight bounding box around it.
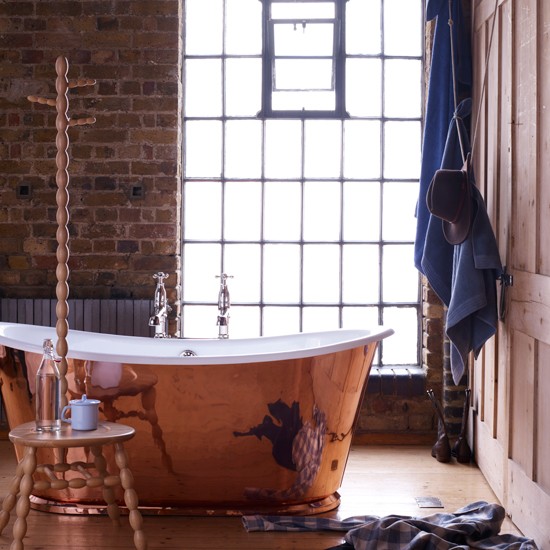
[414,0,471,272]
[415,1,501,384]
[421,99,503,384]
[445,185,503,384]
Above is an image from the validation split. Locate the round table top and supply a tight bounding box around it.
[9,421,136,448]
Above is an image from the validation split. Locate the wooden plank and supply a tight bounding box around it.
[509,271,550,346]
[473,412,507,503]
[509,329,535,478]
[508,459,550,549]
[536,342,550,493]
[496,0,513,448]
[538,0,550,276]
[474,0,508,32]
[511,0,538,273]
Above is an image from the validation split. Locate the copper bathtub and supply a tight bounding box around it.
[0,322,393,516]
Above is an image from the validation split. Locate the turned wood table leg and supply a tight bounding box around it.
[0,458,25,534]
[114,443,147,550]
[90,446,120,525]
[11,446,36,550]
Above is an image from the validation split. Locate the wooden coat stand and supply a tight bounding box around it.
[0,57,147,550]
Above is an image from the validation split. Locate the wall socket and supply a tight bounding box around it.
[130,183,144,199]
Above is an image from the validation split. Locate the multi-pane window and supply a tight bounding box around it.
[182,0,423,368]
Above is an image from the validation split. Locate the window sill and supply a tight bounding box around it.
[366,366,426,397]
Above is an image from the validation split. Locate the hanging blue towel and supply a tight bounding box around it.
[445,185,503,384]
[421,98,503,384]
[414,0,471,272]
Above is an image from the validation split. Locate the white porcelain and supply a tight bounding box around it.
[0,322,394,365]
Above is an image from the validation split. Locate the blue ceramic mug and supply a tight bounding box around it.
[61,394,100,430]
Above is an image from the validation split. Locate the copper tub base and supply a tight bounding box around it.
[30,492,341,517]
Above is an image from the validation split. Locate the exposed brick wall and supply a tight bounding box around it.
[354,279,444,443]
[0,0,181,300]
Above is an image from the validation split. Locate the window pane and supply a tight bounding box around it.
[342,306,379,329]
[224,244,261,302]
[225,120,262,178]
[226,59,262,116]
[384,0,422,56]
[343,181,380,241]
[274,59,334,91]
[227,306,260,338]
[185,60,222,117]
[344,120,381,179]
[303,181,341,241]
[383,245,419,302]
[224,181,262,241]
[184,181,222,240]
[226,0,262,55]
[265,120,302,179]
[271,3,335,19]
[263,307,300,336]
[183,244,221,301]
[304,120,341,178]
[303,245,340,303]
[272,90,335,111]
[382,307,418,365]
[384,59,422,118]
[264,181,302,240]
[273,22,334,56]
[346,0,381,55]
[185,0,223,55]
[184,121,222,178]
[347,58,382,117]
[384,121,421,179]
[263,244,301,302]
[383,181,419,241]
[303,307,339,331]
[342,245,379,303]
[183,305,219,338]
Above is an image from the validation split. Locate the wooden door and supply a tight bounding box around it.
[472,1,550,547]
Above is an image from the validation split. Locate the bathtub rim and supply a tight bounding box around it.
[0,321,394,365]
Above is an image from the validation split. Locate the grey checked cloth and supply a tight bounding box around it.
[242,501,538,549]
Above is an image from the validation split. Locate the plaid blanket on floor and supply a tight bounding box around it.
[242,501,538,549]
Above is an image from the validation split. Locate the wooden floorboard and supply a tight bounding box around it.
[0,441,522,549]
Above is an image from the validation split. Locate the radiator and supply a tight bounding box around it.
[0,298,154,337]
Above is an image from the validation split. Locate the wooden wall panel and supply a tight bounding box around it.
[536,343,550,493]
[495,0,512,447]
[509,330,535,478]
[538,0,550,276]
[512,0,538,273]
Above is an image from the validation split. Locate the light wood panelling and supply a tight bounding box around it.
[473,0,550,547]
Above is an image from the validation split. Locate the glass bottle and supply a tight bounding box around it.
[35,338,61,432]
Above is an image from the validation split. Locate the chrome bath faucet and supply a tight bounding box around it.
[149,272,172,338]
[216,273,233,339]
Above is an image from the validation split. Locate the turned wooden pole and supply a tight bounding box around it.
[27,57,96,408]
[54,56,70,408]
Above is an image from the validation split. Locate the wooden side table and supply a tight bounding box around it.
[0,421,147,550]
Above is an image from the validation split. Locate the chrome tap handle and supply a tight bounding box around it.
[216,274,233,316]
[153,272,168,283]
[153,272,168,308]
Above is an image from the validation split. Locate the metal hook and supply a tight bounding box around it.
[498,266,513,322]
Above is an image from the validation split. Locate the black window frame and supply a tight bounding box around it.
[259,0,348,119]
